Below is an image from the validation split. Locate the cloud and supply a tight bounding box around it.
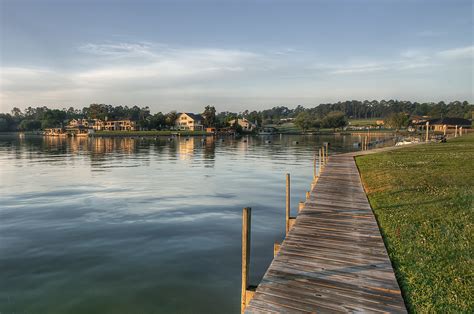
[328,63,389,74]
[78,42,158,58]
[1,42,472,110]
[437,45,474,59]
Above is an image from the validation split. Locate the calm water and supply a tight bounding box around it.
[0,134,395,313]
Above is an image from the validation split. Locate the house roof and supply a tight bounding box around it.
[416,117,471,126]
[182,113,203,121]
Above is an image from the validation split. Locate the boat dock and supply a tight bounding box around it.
[244,148,407,313]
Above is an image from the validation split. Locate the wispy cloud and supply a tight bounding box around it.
[437,45,474,59]
[314,45,473,75]
[78,42,158,58]
[1,42,472,109]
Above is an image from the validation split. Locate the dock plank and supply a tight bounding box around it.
[246,153,406,313]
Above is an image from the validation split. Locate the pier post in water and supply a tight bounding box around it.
[286,173,291,234]
[318,148,322,171]
[241,207,255,313]
[313,153,317,179]
[425,121,430,142]
[325,143,329,162]
[299,201,304,213]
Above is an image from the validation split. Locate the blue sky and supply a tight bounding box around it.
[0,0,472,112]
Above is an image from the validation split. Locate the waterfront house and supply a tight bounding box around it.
[103,119,137,131]
[416,117,471,132]
[228,118,257,132]
[44,128,67,136]
[206,127,217,134]
[176,113,204,131]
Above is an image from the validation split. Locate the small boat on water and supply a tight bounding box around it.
[258,127,276,135]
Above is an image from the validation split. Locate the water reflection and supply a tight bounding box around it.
[0,134,395,313]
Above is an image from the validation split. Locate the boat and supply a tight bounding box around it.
[258,127,276,135]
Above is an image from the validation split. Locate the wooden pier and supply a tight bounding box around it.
[244,150,407,313]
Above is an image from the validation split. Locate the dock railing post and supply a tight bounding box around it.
[325,143,329,163]
[319,148,322,171]
[425,121,429,142]
[298,201,304,213]
[286,173,291,235]
[241,207,253,313]
[313,153,317,179]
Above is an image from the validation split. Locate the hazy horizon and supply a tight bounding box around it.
[1,0,473,112]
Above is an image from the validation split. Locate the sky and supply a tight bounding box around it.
[0,0,473,113]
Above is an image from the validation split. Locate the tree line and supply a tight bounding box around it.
[0,100,471,132]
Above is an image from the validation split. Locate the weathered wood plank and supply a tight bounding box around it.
[246,153,406,313]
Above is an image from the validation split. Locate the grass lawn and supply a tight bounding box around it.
[348,118,380,126]
[356,135,474,312]
[95,130,207,136]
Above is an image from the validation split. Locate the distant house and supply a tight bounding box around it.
[206,127,217,134]
[176,113,204,131]
[103,120,137,131]
[229,118,257,132]
[411,115,431,124]
[44,128,67,136]
[416,117,471,132]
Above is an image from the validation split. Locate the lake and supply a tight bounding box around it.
[0,133,395,313]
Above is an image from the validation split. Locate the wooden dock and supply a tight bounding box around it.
[245,152,407,313]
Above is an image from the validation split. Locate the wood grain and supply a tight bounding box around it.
[246,153,407,313]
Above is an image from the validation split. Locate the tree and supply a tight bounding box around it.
[165,111,178,128]
[321,111,347,131]
[294,111,318,133]
[385,112,409,131]
[202,105,216,127]
[19,119,42,131]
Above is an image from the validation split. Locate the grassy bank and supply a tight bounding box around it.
[94,130,207,136]
[355,135,474,312]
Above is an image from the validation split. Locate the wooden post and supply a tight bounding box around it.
[313,153,316,179]
[241,207,251,313]
[425,121,429,142]
[443,124,447,136]
[325,143,328,163]
[318,148,322,172]
[455,125,458,137]
[286,173,291,235]
[273,242,281,257]
[298,201,304,213]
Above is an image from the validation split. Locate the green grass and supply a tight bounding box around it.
[95,130,207,136]
[348,118,380,126]
[356,135,474,312]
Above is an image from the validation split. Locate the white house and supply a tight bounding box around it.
[229,118,257,132]
[175,113,204,131]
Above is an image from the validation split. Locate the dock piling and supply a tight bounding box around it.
[425,121,430,142]
[241,207,255,312]
[313,153,317,179]
[286,173,291,234]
